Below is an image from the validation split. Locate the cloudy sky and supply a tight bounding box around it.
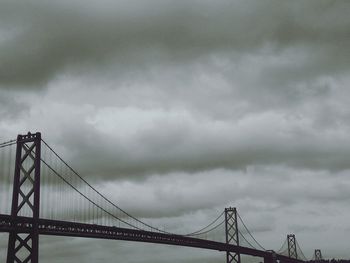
[1,0,350,262]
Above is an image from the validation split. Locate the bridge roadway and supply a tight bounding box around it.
[0,214,303,263]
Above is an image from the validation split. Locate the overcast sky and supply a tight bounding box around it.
[1,0,350,262]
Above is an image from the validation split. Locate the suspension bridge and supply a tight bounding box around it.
[0,132,325,263]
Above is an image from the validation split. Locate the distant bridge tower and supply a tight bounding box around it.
[225,207,241,263]
[287,234,298,259]
[7,132,41,263]
[314,249,323,262]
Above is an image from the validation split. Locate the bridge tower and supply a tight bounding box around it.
[225,207,241,263]
[287,234,298,259]
[314,249,323,262]
[6,132,41,263]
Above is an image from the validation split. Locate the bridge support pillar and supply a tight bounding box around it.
[314,249,322,262]
[225,207,241,263]
[287,234,297,259]
[7,132,41,263]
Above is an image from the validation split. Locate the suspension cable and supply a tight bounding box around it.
[40,157,146,231]
[41,139,227,237]
[0,139,17,149]
[296,240,308,260]
[277,238,287,253]
[185,211,224,236]
[187,219,225,236]
[238,230,257,249]
[0,139,17,146]
[41,139,172,234]
[237,212,266,250]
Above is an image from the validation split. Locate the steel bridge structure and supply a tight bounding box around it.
[0,132,322,263]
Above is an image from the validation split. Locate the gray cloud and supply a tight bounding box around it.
[288,224,329,234]
[0,90,31,120]
[0,0,349,88]
[46,108,350,178]
[1,0,350,261]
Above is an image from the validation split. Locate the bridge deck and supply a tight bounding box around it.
[0,214,302,263]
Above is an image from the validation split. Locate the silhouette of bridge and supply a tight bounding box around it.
[0,132,324,263]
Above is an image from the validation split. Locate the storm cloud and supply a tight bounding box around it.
[0,0,349,87]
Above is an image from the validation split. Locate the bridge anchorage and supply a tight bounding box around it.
[0,132,324,263]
